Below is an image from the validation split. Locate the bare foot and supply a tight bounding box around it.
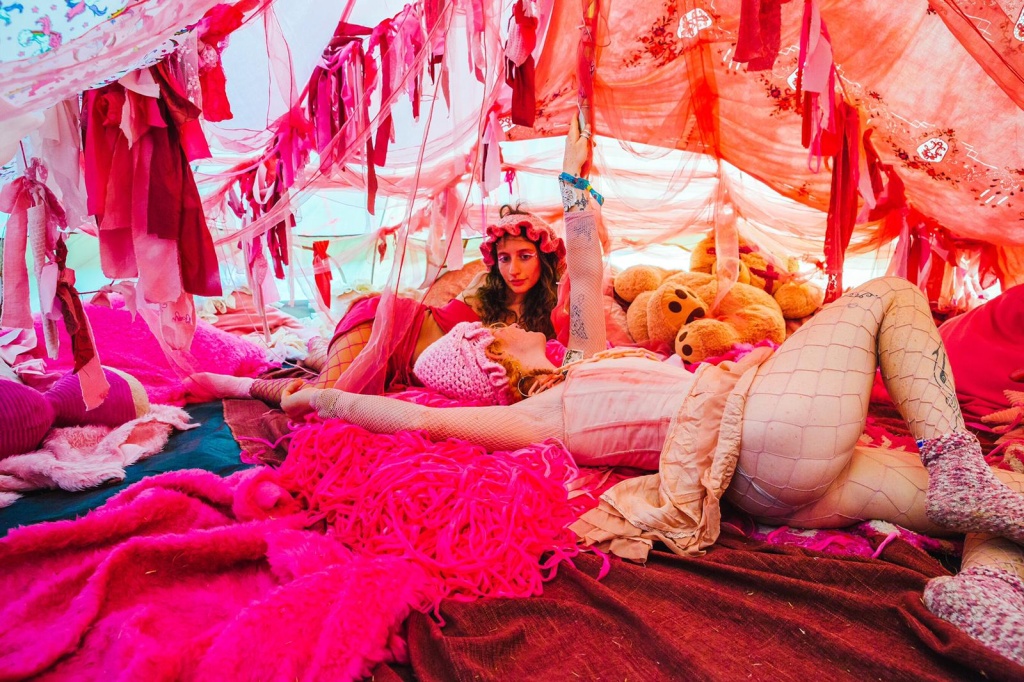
[185,373,255,400]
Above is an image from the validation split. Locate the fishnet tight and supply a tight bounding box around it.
[250,322,375,406]
[730,277,964,520]
[314,322,374,389]
[728,277,1024,582]
[314,381,565,452]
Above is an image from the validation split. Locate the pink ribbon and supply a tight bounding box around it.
[0,159,66,331]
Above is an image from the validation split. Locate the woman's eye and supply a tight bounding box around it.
[520,253,535,261]
[498,255,511,263]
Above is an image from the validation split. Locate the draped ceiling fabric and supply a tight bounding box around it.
[508,0,1024,287]
[1,0,1023,316]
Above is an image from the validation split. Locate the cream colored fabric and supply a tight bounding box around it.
[562,356,694,470]
[572,346,774,561]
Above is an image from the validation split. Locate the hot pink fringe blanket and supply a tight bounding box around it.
[0,420,584,681]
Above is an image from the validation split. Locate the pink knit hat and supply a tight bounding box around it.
[413,322,514,405]
[480,212,566,271]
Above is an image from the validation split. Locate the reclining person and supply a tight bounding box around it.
[282,119,1024,664]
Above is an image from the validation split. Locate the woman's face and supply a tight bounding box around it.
[495,235,541,298]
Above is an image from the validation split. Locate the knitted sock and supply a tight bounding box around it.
[919,431,1024,545]
[923,566,1024,666]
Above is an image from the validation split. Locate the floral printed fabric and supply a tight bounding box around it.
[0,0,224,119]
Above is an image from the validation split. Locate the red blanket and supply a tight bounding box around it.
[386,535,1023,681]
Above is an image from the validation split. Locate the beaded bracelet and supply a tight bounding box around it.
[558,172,605,206]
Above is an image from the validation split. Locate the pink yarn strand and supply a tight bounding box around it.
[274,419,582,614]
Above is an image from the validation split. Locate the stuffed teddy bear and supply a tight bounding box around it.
[689,235,823,320]
[614,266,786,363]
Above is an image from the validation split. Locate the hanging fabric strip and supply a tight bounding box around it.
[312,240,333,307]
[823,102,860,302]
[797,0,838,171]
[734,0,784,71]
[0,158,66,331]
[53,237,110,409]
[504,0,539,127]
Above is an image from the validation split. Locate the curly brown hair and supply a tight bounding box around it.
[476,205,560,339]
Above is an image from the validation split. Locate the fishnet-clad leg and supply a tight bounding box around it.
[730,277,951,517]
[313,322,374,389]
[250,377,307,406]
[248,324,374,406]
[731,277,1024,544]
[754,447,936,530]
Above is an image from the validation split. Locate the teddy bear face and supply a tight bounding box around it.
[646,284,708,345]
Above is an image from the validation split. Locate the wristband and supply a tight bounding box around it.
[558,172,605,206]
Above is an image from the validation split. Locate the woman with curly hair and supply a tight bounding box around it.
[188,198,569,406]
[466,204,564,340]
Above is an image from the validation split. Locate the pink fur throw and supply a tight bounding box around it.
[0,411,592,680]
[0,405,195,507]
[22,300,270,405]
[0,469,427,681]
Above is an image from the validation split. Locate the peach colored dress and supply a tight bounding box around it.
[569,347,774,562]
[562,357,693,470]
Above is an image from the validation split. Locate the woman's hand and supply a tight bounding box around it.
[281,385,320,420]
[563,114,591,178]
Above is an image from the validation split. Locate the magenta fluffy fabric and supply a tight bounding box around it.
[0,469,427,681]
[0,419,584,680]
[23,300,270,405]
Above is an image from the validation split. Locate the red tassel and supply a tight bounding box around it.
[823,102,860,303]
[312,240,332,307]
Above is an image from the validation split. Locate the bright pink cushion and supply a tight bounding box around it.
[939,284,1024,423]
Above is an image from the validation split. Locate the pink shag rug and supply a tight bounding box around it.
[0,419,586,680]
[0,404,195,508]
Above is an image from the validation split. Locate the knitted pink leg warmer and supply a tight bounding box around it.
[924,566,1024,666]
[919,431,1024,545]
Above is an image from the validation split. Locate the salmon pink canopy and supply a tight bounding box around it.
[0,0,1022,392]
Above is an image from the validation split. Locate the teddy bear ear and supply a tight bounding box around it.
[689,236,716,273]
[614,265,666,303]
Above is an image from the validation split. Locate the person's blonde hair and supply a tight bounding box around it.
[485,338,557,402]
